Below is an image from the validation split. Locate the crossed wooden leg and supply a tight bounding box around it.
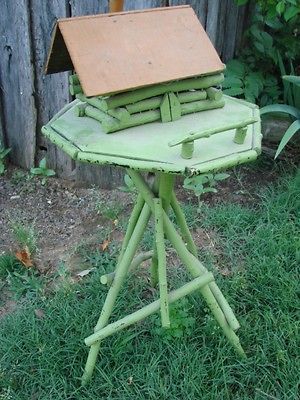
[81,170,245,385]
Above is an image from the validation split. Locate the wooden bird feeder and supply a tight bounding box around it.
[42,5,262,386]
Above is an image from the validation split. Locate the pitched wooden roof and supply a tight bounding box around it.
[45,6,224,97]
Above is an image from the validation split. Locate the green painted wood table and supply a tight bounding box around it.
[42,94,262,385]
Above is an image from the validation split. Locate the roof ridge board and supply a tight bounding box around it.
[57,5,190,24]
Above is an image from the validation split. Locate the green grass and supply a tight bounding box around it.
[10,222,38,255]
[0,173,299,399]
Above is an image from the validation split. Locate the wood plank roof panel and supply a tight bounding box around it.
[46,6,224,97]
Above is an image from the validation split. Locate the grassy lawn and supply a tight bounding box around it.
[0,171,299,400]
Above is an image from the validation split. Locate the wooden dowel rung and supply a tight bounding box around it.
[85,273,214,346]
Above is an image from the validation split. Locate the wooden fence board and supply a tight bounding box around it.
[70,0,107,16]
[0,0,36,169]
[30,0,73,177]
[76,163,124,189]
[170,0,208,27]
[222,0,239,62]
[215,0,229,57]
[0,97,4,145]
[235,3,249,52]
[206,0,220,46]
[124,0,162,9]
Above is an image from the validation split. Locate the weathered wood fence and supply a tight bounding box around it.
[0,0,251,188]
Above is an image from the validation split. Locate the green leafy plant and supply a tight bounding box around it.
[95,199,123,221]
[236,0,300,22]
[0,223,41,299]
[30,157,55,184]
[223,60,280,105]
[0,254,21,280]
[183,173,230,210]
[6,268,44,300]
[0,141,11,175]
[281,74,300,108]
[151,298,195,340]
[0,252,44,300]
[260,75,300,158]
[227,1,299,106]
[10,170,32,185]
[11,222,38,255]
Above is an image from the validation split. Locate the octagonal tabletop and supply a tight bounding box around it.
[42,95,262,175]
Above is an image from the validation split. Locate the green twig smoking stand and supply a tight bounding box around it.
[42,6,262,385]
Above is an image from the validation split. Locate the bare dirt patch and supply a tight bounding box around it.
[0,166,132,271]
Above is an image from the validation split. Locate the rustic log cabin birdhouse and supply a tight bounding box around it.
[45,5,226,133]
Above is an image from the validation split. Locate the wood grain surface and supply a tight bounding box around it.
[0,0,36,169]
[47,6,224,96]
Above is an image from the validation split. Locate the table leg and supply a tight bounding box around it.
[150,173,174,287]
[170,191,198,257]
[154,198,170,328]
[81,201,151,385]
[117,193,144,263]
[126,169,245,357]
[171,191,240,331]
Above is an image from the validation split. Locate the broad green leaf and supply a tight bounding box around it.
[222,77,243,89]
[260,31,273,48]
[183,177,194,186]
[194,187,205,196]
[253,41,265,53]
[248,72,264,92]
[30,167,43,175]
[265,16,283,29]
[226,60,246,78]
[193,174,210,184]
[223,87,244,96]
[266,7,277,20]
[214,173,230,181]
[250,24,263,41]
[275,120,300,158]
[39,158,47,170]
[0,163,5,175]
[260,104,300,119]
[276,0,285,15]
[268,47,279,65]
[45,169,56,177]
[245,75,261,99]
[202,187,218,194]
[0,148,11,158]
[284,5,299,21]
[282,75,300,87]
[244,88,256,104]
